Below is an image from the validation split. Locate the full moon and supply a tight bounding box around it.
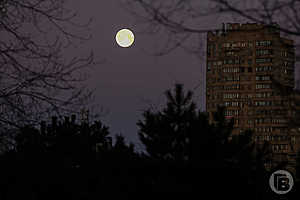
[116,29,135,48]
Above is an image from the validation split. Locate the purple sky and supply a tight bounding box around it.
[67,1,299,149]
[66,1,208,148]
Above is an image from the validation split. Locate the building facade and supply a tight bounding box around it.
[206,23,300,172]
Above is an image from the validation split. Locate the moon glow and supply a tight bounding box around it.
[116,29,135,48]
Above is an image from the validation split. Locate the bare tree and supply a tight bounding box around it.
[121,0,300,111]
[121,1,300,172]
[121,0,300,57]
[0,0,99,128]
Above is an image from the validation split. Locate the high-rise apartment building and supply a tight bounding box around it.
[206,23,300,171]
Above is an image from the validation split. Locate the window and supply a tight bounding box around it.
[256,58,272,64]
[224,101,240,107]
[255,118,265,124]
[223,43,231,48]
[223,84,240,90]
[226,51,234,56]
[248,67,252,72]
[224,76,240,82]
[292,136,296,144]
[232,43,239,47]
[223,93,240,99]
[281,51,288,57]
[225,109,238,116]
[232,102,239,107]
[256,76,270,81]
[273,145,279,151]
[272,118,287,124]
[256,49,273,56]
[263,76,270,81]
[256,40,272,46]
[256,92,272,98]
[207,62,211,71]
[254,101,272,106]
[223,67,240,73]
[256,84,271,89]
[256,66,272,72]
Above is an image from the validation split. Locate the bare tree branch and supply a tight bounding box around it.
[122,0,300,58]
[0,0,100,128]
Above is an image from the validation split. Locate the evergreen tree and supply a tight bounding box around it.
[137,83,203,161]
[13,115,113,168]
[137,83,235,164]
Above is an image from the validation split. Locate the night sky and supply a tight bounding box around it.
[65,0,208,148]
[1,1,300,199]
[66,1,299,148]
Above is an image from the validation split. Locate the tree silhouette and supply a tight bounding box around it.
[211,105,235,160]
[138,83,237,164]
[114,134,135,154]
[138,83,200,161]
[122,1,300,195]
[0,111,290,199]
[0,0,96,129]
[15,126,45,156]
[121,0,300,132]
[137,83,280,199]
[0,115,117,199]
[122,0,300,59]
[11,115,113,170]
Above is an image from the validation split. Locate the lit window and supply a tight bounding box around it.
[207,62,211,71]
[256,58,272,64]
[256,40,272,47]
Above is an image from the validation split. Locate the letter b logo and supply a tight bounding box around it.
[269,170,294,194]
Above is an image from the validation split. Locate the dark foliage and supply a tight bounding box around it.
[0,84,299,199]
